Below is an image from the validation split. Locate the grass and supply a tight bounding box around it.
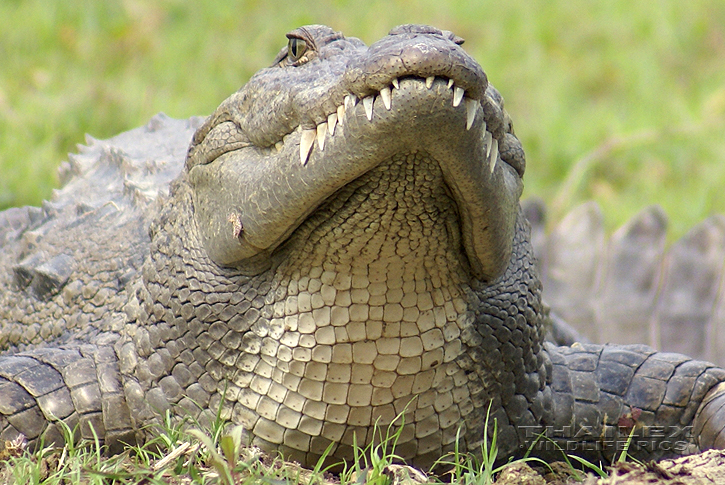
[1,0,724,238]
[0,400,580,485]
[2,393,652,484]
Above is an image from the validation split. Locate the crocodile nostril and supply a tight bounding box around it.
[388,24,445,37]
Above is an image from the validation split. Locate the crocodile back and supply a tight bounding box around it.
[0,115,203,350]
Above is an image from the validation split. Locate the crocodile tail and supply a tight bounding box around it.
[0,344,135,453]
[524,199,725,365]
[538,342,725,462]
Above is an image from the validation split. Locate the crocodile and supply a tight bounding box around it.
[524,200,725,364]
[2,24,725,470]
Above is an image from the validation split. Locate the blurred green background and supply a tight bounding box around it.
[1,0,724,238]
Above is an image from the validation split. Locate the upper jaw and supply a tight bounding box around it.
[187,24,505,169]
[186,25,524,282]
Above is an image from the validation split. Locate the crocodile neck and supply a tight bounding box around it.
[262,151,475,434]
[277,150,468,282]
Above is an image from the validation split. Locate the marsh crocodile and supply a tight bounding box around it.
[2,24,725,469]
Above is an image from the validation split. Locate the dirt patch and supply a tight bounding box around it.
[497,450,725,485]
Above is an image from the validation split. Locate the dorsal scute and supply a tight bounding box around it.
[528,199,725,365]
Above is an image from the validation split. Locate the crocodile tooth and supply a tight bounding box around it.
[317,122,327,151]
[380,86,392,110]
[392,78,400,89]
[300,128,316,165]
[344,94,357,109]
[447,78,454,89]
[453,86,465,107]
[484,130,493,158]
[465,98,478,130]
[488,137,499,173]
[337,104,345,125]
[426,76,435,89]
[481,120,487,133]
[275,141,284,152]
[327,112,337,136]
[363,96,374,121]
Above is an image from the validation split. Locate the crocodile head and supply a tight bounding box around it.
[186,24,526,282]
[150,25,542,467]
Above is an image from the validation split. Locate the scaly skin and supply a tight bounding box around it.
[2,24,725,469]
[525,199,725,365]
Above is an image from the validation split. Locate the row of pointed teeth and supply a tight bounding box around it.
[299,76,496,172]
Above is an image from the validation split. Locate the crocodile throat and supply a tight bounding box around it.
[237,153,477,462]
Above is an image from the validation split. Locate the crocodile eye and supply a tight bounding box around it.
[288,38,308,61]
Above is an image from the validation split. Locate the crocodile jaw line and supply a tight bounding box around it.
[299,77,486,166]
[189,77,521,282]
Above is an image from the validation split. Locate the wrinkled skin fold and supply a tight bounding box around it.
[2,24,725,470]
